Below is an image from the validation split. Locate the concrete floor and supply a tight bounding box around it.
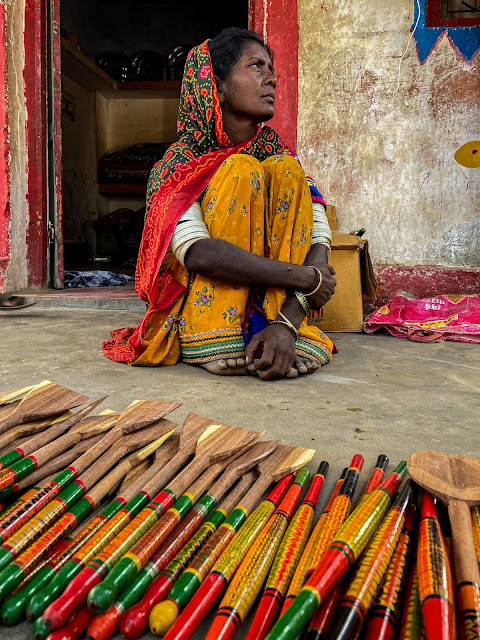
[1,305,479,639]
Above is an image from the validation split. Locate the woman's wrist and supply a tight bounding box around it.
[297,264,321,293]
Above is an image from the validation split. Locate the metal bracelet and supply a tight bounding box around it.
[294,290,311,315]
[304,266,323,296]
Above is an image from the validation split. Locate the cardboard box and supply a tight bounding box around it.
[307,231,376,332]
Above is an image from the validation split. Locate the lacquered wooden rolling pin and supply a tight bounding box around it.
[0,423,175,601]
[42,413,216,632]
[87,442,278,640]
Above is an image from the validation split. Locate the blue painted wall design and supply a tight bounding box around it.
[413,0,480,61]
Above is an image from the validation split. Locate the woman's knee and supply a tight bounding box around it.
[227,154,264,173]
[209,154,266,194]
[262,153,305,183]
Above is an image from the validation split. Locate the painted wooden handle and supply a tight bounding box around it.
[448,499,480,585]
[0,411,22,434]
[78,446,123,488]
[87,459,132,505]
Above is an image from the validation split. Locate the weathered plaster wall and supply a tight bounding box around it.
[297,0,480,268]
[3,0,28,290]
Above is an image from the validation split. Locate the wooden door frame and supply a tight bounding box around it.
[24,0,300,288]
[25,0,49,287]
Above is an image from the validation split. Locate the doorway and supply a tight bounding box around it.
[53,0,249,289]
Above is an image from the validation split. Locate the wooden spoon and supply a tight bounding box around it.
[0,381,91,433]
[408,450,480,633]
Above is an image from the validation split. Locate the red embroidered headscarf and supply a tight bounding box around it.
[103,39,287,363]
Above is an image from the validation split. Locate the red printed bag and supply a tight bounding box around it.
[364,291,480,344]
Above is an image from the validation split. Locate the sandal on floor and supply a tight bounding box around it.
[0,293,36,310]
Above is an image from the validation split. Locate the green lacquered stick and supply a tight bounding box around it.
[0,536,73,626]
[0,448,24,469]
[33,615,50,639]
[0,478,85,572]
[0,493,93,600]
[0,456,38,492]
[25,495,130,621]
[33,492,150,621]
[87,489,203,612]
[121,494,217,609]
[0,468,78,545]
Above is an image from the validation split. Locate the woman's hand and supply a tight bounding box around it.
[304,262,337,310]
[245,323,296,380]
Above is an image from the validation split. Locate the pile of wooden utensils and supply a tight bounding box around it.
[0,381,477,640]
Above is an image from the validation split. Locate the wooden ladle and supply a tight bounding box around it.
[408,451,480,633]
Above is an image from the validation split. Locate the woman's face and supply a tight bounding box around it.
[216,40,277,124]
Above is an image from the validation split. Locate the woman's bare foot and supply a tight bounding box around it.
[247,356,319,379]
[200,357,247,376]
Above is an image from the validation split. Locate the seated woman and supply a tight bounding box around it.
[103,27,336,380]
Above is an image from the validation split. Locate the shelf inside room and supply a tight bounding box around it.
[61,38,182,99]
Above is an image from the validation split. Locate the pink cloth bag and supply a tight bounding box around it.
[364,291,480,343]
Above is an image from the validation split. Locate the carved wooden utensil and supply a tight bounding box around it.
[0,385,36,406]
[13,411,120,490]
[0,412,72,456]
[0,400,115,492]
[408,451,480,636]
[0,381,91,434]
[15,433,108,491]
[0,404,179,539]
[0,432,175,603]
[0,397,107,469]
[137,413,217,500]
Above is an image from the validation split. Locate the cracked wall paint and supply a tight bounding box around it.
[297,0,480,267]
[4,0,28,289]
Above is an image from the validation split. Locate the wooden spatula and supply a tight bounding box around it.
[0,382,90,433]
[0,412,72,455]
[0,397,107,468]
[15,434,108,491]
[166,423,262,500]
[139,414,217,499]
[408,451,480,635]
[0,385,36,406]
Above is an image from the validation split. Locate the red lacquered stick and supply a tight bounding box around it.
[265,461,407,640]
[280,467,346,617]
[45,605,93,640]
[244,462,329,640]
[326,479,414,640]
[86,606,119,640]
[417,490,455,640]
[205,469,311,640]
[302,580,345,640]
[357,454,389,505]
[363,502,416,640]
